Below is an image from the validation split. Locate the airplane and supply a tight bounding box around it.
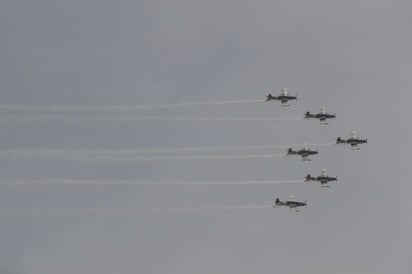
[305,169,337,189]
[336,131,367,150]
[273,196,306,212]
[266,86,297,107]
[304,107,336,125]
[286,145,318,161]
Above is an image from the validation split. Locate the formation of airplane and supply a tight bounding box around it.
[336,131,367,150]
[266,86,297,107]
[273,196,306,212]
[264,86,367,211]
[286,145,318,161]
[305,169,337,189]
[304,107,336,125]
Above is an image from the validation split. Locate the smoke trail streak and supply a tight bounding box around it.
[98,143,335,154]
[0,143,335,159]
[0,114,303,123]
[0,205,273,215]
[0,150,285,162]
[305,143,335,147]
[0,100,264,112]
[0,179,304,186]
[0,146,318,156]
[126,117,303,121]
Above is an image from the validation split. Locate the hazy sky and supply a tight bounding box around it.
[0,1,411,273]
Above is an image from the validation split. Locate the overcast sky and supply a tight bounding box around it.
[0,1,411,273]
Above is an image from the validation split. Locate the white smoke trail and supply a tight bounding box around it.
[0,114,303,123]
[0,99,264,112]
[0,143,334,159]
[0,205,273,215]
[0,179,304,186]
[121,145,296,154]
[109,143,335,154]
[121,116,303,122]
[134,154,285,161]
[305,143,335,147]
[0,150,285,162]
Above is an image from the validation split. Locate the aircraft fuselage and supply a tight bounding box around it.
[288,148,318,155]
[297,150,318,156]
[275,201,306,208]
[305,113,336,121]
[306,175,337,183]
[348,138,367,145]
[287,149,318,161]
[337,138,367,145]
[266,94,297,103]
[316,175,337,183]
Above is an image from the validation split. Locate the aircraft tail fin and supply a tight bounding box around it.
[273,198,281,207]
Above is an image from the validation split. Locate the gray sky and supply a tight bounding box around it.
[0,1,411,273]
